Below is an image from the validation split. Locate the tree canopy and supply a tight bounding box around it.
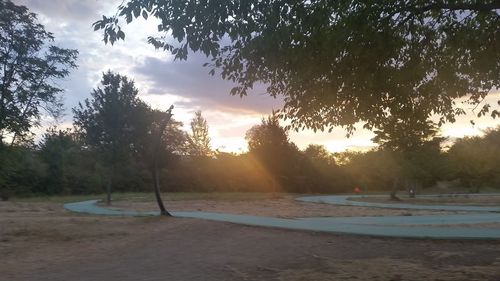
[73,71,148,158]
[245,113,291,152]
[0,0,78,145]
[95,0,499,134]
[73,71,151,204]
[245,113,305,191]
[447,127,500,191]
[72,71,188,205]
[371,117,441,152]
[187,110,212,157]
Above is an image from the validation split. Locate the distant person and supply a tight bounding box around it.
[409,188,416,198]
[354,186,361,194]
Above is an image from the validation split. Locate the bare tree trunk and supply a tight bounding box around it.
[390,176,400,200]
[152,158,170,216]
[105,158,118,205]
[106,175,112,206]
[150,110,172,216]
[145,106,174,216]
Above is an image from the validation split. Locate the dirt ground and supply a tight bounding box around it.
[102,194,459,217]
[1,197,500,281]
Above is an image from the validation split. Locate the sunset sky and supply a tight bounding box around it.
[15,0,500,153]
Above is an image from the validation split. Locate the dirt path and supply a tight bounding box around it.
[2,200,500,280]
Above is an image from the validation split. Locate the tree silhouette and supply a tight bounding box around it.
[145,107,173,215]
[73,71,147,205]
[94,0,499,134]
[135,105,188,215]
[0,0,78,145]
[371,115,444,199]
[304,144,334,166]
[187,110,212,157]
[246,113,291,152]
[372,118,439,152]
[245,112,302,192]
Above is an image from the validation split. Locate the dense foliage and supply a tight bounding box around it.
[2,115,499,199]
[0,0,78,144]
[1,1,499,201]
[95,0,500,134]
[447,128,500,192]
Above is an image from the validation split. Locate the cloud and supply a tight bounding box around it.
[9,0,500,153]
[12,0,172,117]
[134,55,283,114]
[13,0,114,23]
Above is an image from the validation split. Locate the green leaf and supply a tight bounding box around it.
[117,30,125,40]
[133,7,140,18]
[94,0,500,137]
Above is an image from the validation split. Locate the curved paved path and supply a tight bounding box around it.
[298,194,500,212]
[64,194,500,240]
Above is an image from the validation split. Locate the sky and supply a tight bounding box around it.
[13,0,500,153]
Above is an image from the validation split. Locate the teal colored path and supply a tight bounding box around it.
[64,195,500,240]
[297,194,500,212]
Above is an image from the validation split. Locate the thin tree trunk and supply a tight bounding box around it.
[105,149,117,206]
[106,175,112,206]
[152,158,170,216]
[390,176,400,200]
[149,107,173,216]
[151,116,170,216]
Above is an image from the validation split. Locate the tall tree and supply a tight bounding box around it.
[144,107,173,216]
[187,110,212,157]
[0,0,78,145]
[371,116,443,199]
[246,113,291,152]
[94,0,499,134]
[73,71,147,205]
[245,112,302,192]
[136,105,188,215]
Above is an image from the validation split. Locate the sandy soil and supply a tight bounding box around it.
[1,199,500,281]
[102,195,460,217]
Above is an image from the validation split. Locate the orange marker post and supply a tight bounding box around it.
[354,186,361,194]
